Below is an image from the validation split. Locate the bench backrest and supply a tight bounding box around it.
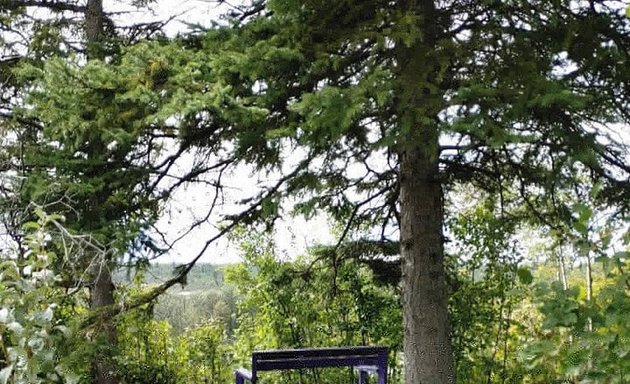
[252,346,387,373]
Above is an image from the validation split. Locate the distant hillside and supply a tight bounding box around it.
[114,262,232,292]
[115,263,239,334]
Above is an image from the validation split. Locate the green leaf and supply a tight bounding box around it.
[266,127,293,139]
[589,181,603,199]
[517,267,533,285]
[573,221,589,236]
[21,221,40,231]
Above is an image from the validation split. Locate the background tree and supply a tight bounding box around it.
[2,4,313,380]
[1,1,180,383]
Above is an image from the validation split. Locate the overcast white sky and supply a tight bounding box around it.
[110,1,337,265]
[152,154,335,265]
[108,0,233,34]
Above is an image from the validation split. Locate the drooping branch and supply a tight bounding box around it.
[1,0,86,13]
[80,155,312,327]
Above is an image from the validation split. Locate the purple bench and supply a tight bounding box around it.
[235,346,388,384]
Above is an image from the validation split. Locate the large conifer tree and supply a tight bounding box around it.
[1,2,174,383]
[186,1,629,382]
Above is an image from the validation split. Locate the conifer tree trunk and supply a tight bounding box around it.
[400,147,454,384]
[85,1,119,383]
[91,263,119,384]
[86,0,104,59]
[396,1,455,382]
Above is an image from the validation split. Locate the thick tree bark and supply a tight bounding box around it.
[85,0,104,59]
[91,263,119,384]
[400,147,454,384]
[396,1,455,383]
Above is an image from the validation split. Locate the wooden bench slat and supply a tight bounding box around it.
[256,356,380,371]
[253,346,386,360]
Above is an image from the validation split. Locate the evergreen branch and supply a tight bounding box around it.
[79,157,311,327]
[156,163,229,253]
[1,0,86,13]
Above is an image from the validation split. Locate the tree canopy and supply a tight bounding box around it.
[0,1,628,383]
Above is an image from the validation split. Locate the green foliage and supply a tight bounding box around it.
[108,201,627,384]
[447,197,531,383]
[152,288,237,335]
[226,229,403,383]
[115,263,238,335]
[15,48,166,243]
[116,306,234,384]
[124,263,228,292]
[0,210,82,384]
[67,209,627,384]
[117,317,176,384]
[517,258,630,383]
[515,197,630,383]
[443,192,629,383]
[173,321,234,383]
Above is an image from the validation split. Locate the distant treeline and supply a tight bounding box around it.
[115,263,238,335]
[114,263,230,291]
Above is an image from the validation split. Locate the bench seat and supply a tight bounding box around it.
[235,346,388,384]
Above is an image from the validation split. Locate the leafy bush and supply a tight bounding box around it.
[0,210,83,384]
